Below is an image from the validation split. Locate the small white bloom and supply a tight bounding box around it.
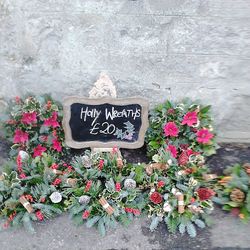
[150,188,155,194]
[167,159,172,165]
[171,188,177,195]
[124,179,136,189]
[78,195,90,205]
[177,170,185,176]
[50,191,62,203]
[152,154,160,163]
[18,151,29,161]
[163,202,172,212]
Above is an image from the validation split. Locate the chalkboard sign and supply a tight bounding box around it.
[63,97,149,149]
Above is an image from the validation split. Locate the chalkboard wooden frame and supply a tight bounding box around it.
[63,97,149,149]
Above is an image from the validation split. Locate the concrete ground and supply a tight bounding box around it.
[0,141,250,250]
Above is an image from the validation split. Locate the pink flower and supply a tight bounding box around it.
[52,139,62,152]
[19,173,27,179]
[82,210,90,219]
[196,128,214,144]
[33,145,47,158]
[43,112,59,128]
[164,122,179,137]
[99,159,105,171]
[181,111,198,126]
[13,129,29,144]
[115,182,121,192]
[166,144,177,158]
[21,112,37,125]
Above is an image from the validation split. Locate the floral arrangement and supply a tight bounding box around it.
[0,95,221,237]
[145,99,218,159]
[142,148,215,237]
[2,95,68,159]
[214,163,250,222]
[0,152,73,232]
[66,150,146,236]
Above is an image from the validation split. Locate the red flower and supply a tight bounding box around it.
[196,129,214,144]
[82,210,90,219]
[84,180,92,192]
[15,96,21,104]
[43,112,59,128]
[36,210,44,221]
[21,111,37,125]
[52,139,62,152]
[182,111,198,126]
[19,173,26,179]
[166,144,177,158]
[164,122,179,137]
[125,207,133,213]
[51,163,59,169]
[33,145,46,158]
[98,159,104,171]
[13,129,29,144]
[24,194,34,203]
[178,151,189,166]
[115,182,121,192]
[132,209,141,216]
[197,187,215,201]
[157,180,165,189]
[149,192,163,204]
[52,178,62,186]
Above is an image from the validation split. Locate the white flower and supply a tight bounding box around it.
[171,188,177,195]
[163,202,172,212]
[78,195,90,205]
[50,192,62,203]
[177,170,185,176]
[167,159,172,165]
[18,151,29,161]
[150,188,155,194]
[152,154,160,163]
[81,155,91,168]
[124,179,136,189]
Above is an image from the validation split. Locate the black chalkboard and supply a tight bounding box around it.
[70,103,141,142]
[63,98,149,149]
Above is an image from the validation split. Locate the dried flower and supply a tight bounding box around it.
[124,179,136,190]
[49,191,62,203]
[81,155,92,168]
[78,195,90,205]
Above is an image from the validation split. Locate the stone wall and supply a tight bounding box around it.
[0,0,250,142]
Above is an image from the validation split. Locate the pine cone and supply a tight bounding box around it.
[243,163,250,175]
[178,151,189,166]
[230,188,245,203]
